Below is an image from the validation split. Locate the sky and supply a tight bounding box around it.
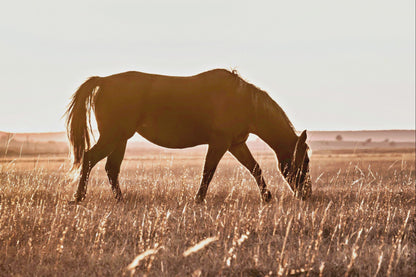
[0,0,414,133]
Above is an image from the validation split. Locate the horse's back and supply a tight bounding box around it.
[95,69,244,116]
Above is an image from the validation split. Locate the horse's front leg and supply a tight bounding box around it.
[229,142,272,202]
[194,142,229,204]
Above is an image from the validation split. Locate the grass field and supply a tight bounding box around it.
[0,148,414,276]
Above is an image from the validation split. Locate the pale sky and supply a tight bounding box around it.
[0,0,414,133]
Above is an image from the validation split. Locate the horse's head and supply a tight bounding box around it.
[280,130,312,200]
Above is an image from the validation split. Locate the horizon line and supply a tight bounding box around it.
[1,128,415,135]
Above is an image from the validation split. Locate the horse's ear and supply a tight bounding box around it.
[293,130,307,166]
[298,130,307,145]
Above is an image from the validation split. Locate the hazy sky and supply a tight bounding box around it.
[0,0,414,133]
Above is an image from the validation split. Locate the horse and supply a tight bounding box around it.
[65,69,312,203]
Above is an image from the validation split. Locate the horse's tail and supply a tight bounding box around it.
[65,76,101,171]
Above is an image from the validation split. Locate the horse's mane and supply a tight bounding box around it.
[230,69,296,134]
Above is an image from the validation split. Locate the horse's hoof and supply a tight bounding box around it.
[194,196,206,204]
[262,190,272,203]
[68,195,84,205]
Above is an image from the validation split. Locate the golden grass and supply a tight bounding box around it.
[0,150,414,276]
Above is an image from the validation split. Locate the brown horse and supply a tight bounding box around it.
[65,69,312,203]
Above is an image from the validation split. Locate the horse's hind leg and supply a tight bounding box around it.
[229,142,272,202]
[72,136,119,202]
[105,140,127,201]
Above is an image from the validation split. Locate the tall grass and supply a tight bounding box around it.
[0,151,414,276]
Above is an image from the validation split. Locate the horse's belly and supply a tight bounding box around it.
[136,121,209,149]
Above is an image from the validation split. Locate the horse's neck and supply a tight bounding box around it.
[252,91,298,161]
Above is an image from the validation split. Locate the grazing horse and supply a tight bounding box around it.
[65,69,312,203]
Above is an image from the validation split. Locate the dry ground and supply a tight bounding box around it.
[0,148,414,276]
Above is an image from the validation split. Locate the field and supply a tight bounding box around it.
[0,144,415,276]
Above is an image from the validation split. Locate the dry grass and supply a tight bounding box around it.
[0,149,414,276]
